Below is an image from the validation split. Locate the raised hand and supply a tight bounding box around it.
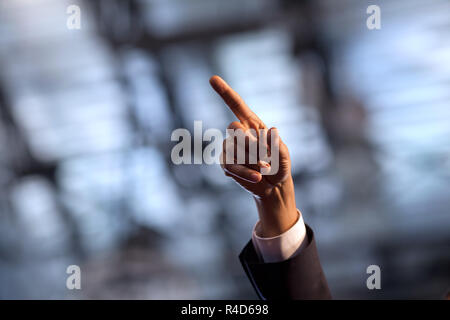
[209,75,299,237]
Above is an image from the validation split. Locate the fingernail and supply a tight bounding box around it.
[250,173,261,182]
[258,160,270,168]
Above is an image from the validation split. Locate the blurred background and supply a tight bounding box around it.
[0,0,449,299]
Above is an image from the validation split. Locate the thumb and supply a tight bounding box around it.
[267,127,291,181]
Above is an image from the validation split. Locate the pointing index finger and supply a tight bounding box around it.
[209,75,262,125]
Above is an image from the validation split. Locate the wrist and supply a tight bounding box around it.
[254,176,298,238]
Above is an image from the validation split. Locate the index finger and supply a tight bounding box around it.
[209,75,262,125]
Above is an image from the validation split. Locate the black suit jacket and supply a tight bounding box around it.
[239,224,331,299]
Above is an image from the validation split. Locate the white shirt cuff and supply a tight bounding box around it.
[251,209,307,263]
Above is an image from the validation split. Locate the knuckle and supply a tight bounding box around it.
[227,121,241,129]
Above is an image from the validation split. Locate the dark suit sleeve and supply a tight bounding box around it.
[239,224,331,300]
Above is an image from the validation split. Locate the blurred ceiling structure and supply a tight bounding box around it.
[0,0,448,299]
